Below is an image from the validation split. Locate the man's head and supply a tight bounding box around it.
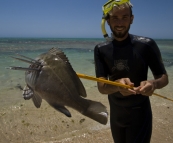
[106,2,134,41]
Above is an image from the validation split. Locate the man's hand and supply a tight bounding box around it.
[134,80,156,96]
[116,78,136,96]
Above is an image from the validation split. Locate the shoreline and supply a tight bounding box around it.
[0,86,173,143]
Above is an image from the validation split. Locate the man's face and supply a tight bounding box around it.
[107,6,134,41]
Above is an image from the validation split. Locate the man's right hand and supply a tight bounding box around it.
[116,78,136,96]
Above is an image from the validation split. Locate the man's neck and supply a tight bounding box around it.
[114,33,129,41]
[112,34,131,47]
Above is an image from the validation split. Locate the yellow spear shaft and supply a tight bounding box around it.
[76,73,173,102]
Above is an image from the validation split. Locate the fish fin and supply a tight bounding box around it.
[16,54,40,63]
[48,48,87,97]
[49,48,87,97]
[49,103,71,117]
[23,85,34,100]
[6,66,39,71]
[48,48,70,63]
[83,100,108,125]
[32,93,42,108]
[11,56,41,66]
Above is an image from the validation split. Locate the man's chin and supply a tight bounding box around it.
[113,31,129,38]
[114,34,126,39]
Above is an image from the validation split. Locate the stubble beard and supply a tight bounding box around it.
[111,25,131,39]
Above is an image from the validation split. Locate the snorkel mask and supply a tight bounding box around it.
[101,0,132,41]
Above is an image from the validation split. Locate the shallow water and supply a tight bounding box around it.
[0,38,173,107]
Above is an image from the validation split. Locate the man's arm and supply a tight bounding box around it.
[140,39,169,96]
[134,74,169,96]
[97,74,168,96]
[153,74,169,89]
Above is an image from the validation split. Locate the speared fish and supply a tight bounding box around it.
[7,48,108,125]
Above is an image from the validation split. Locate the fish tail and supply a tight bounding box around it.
[83,100,108,125]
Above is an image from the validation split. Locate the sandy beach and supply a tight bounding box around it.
[0,84,173,143]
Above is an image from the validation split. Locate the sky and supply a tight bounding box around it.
[0,0,173,39]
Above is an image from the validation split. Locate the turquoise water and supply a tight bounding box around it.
[0,38,173,107]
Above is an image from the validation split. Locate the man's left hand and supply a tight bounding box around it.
[133,80,156,96]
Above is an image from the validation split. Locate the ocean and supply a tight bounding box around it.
[0,38,173,141]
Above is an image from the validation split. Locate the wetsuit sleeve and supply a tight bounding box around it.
[94,45,109,78]
[147,40,167,75]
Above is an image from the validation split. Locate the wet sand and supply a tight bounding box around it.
[0,86,173,143]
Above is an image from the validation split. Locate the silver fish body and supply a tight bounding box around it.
[9,48,108,125]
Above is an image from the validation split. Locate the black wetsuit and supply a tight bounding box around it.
[94,34,167,143]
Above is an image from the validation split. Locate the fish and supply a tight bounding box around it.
[7,48,108,125]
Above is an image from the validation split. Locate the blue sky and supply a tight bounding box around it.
[0,0,173,39]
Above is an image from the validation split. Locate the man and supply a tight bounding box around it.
[94,0,168,143]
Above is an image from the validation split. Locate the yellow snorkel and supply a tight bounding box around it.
[101,16,111,41]
[101,0,132,41]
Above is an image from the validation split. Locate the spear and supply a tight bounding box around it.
[76,73,173,102]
